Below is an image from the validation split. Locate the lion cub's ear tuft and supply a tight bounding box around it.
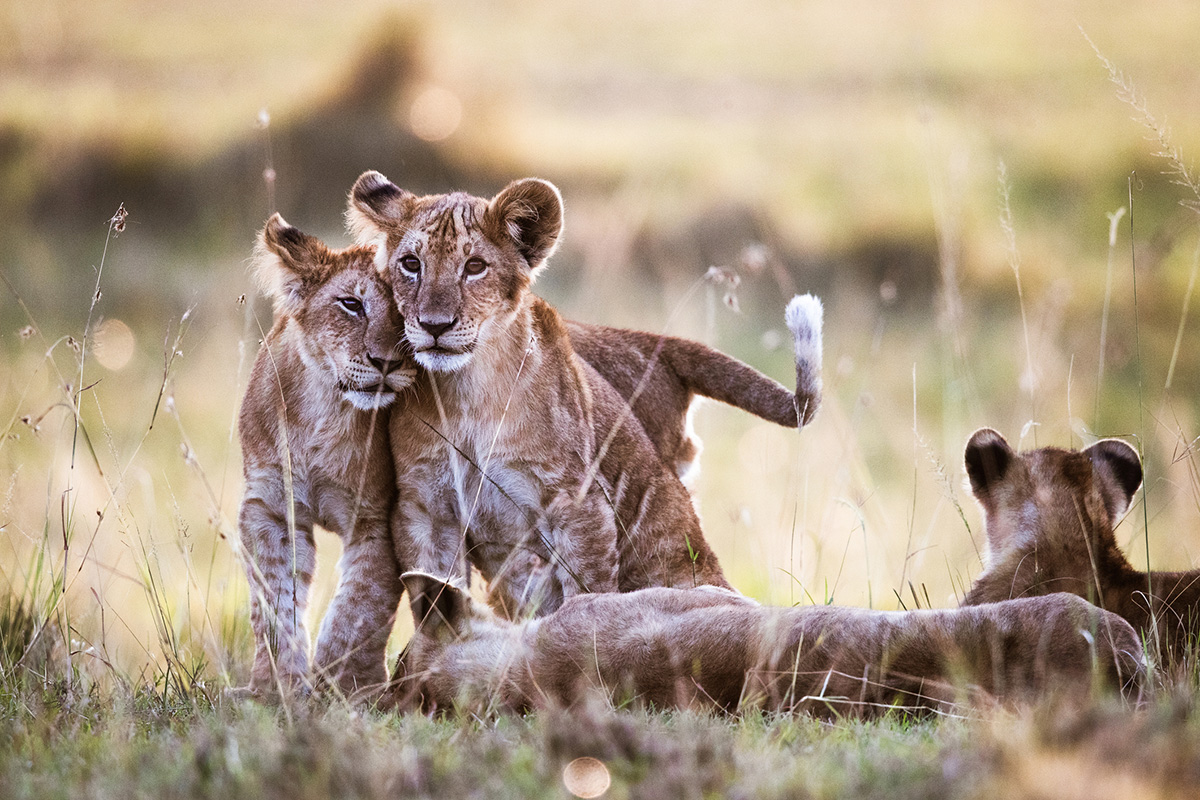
[1085,438,1143,522]
[254,214,330,315]
[346,170,415,244]
[964,428,1015,500]
[400,571,471,638]
[486,178,563,276]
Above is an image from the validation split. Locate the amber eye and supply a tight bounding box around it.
[338,296,365,316]
[399,255,422,275]
[464,257,487,277]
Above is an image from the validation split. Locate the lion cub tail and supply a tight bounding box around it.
[785,294,823,427]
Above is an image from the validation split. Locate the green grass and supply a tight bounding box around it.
[3,659,1198,800]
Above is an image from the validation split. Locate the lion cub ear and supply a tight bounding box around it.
[1084,438,1142,521]
[964,427,1015,501]
[400,571,471,638]
[486,178,563,274]
[346,170,415,244]
[254,214,330,315]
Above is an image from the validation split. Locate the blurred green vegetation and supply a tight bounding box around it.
[1,0,1200,682]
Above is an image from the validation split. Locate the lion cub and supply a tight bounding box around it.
[962,427,1199,664]
[347,173,821,616]
[348,171,822,487]
[388,572,1143,716]
[236,215,414,698]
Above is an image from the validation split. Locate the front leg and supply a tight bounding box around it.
[312,519,401,700]
[392,463,468,583]
[238,489,316,698]
[545,486,619,600]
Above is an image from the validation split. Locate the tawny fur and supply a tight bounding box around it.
[236,214,415,699]
[388,573,1144,717]
[345,173,824,617]
[347,169,823,485]
[961,427,1200,665]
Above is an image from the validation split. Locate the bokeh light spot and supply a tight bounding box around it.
[93,318,135,371]
[409,86,462,142]
[562,756,611,798]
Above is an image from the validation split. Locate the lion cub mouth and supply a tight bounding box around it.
[415,346,474,373]
[339,382,398,411]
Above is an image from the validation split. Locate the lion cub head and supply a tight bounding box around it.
[961,428,1143,606]
[346,172,562,372]
[254,213,414,409]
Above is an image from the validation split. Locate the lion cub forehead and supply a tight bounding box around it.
[327,254,391,295]
[397,194,496,253]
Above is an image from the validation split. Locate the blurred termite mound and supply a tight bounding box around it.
[0,8,940,319]
[4,17,462,242]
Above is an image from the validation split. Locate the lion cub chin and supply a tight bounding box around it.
[387,572,1144,717]
[235,214,415,701]
[349,174,806,616]
[961,427,1199,665]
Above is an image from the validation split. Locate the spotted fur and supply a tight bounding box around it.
[236,214,415,700]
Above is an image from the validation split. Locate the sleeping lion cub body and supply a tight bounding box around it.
[390,572,1144,716]
[236,215,414,698]
[348,172,823,615]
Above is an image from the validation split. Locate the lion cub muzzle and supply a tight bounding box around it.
[406,314,475,373]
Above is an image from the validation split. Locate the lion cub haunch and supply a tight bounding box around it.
[347,173,820,617]
[236,214,415,699]
[961,427,1200,664]
[388,574,1143,717]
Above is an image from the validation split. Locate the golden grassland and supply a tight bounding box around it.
[3,1,1200,796]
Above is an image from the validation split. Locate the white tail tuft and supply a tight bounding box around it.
[785,294,823,426]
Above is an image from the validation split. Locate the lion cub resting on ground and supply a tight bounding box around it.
[962,427,1199,666]
[235,215,414,699]
[347,171,823,617]
[388,573,1144,717]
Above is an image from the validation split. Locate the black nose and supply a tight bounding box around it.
[367,355,395,373]
[419,317,456,339]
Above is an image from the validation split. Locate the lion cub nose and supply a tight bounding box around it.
[419,317,457,339]
[367,354,397,374]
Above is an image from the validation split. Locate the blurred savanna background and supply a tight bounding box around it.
[3,0,1200,722]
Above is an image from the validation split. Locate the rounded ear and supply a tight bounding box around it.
[346,170,415,244]
[400,571,470,637]
[254,214,328,313]
[1085,438,1143,521]
[485,178,563,273]
[964,427,1015,499]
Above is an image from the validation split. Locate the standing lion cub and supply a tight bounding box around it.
[388,573,1144,716]
[347,172,823,616]
[235,215,414,699]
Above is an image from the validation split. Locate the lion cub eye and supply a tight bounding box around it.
[399,255,422,275]
[338,296,365,316]
[464,257,487,277]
